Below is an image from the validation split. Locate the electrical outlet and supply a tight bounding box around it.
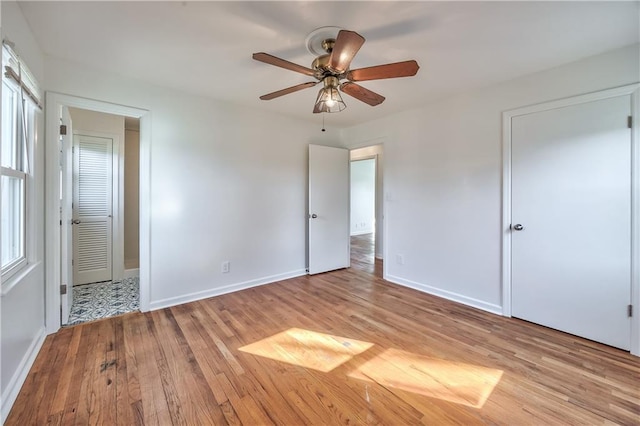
[396,254,405,265]
[222,261,230,273]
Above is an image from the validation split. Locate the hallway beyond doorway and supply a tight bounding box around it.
[351,233,381,276]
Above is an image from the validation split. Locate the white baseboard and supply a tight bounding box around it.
[385,274,503,316]
[149,269,307,311]
[1,327,46,424]
[124,268,140,279]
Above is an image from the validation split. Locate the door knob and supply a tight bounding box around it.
[72,219,81,224]
[513,224,524,231]
[310,214,318,219]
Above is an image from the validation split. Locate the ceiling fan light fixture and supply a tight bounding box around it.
[253,27,420,114]
[314,76,346,113]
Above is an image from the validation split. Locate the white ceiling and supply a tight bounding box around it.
[18,1,640,127]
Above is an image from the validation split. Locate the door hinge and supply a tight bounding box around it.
[71,259,74,266]
[60,284,67,295]
[628,116,633,129]
[60,124,67,135]
[628,304,633,317]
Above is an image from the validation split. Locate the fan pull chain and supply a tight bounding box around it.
[321,114,326,132]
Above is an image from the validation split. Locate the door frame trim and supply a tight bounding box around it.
[501,83,640,356]
[45,92,151,334]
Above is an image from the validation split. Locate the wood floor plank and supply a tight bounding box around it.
[286,389,327,424]
[49,326,82,415]
[149,308,228,425]
[6,233,639,425]
[126,312,172,425]
[113,315,139,425]
[10,329,72,424]
[58,326,93,425]
[75,319,117,425]
[219,400,242,425]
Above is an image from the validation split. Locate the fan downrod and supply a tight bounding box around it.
[321,38,335,53]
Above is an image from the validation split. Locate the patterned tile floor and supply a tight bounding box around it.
[67,277,140,326]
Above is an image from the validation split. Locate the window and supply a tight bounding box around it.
[1,79,27,277]
[1,42,41,281]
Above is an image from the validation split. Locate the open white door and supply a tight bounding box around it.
[60,107,73,324]
[511,94,632,350]
[308,144,350,274]
[73,134,113,285]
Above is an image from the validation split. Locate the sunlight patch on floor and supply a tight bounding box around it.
[239,328,374,373]
[348,348,503,408]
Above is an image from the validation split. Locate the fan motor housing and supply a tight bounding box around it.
[311,54,331,73]
[311,38,344,78]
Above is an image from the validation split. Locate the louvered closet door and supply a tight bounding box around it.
[73,134,113,285]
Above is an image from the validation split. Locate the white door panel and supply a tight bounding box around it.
[73,134,113,285]
[511,95,631,350]
[308,145,350,274]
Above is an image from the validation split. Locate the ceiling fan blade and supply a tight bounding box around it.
[347,60,420,82]
[253,52,316,77]
[328,30,365,73]
[259,82,318,100]
[340,82,385,106]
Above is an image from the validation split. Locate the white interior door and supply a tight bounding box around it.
[60,107,73,324]
[511,95,632,350]
[73,134,113,285]
[308,144,350,274]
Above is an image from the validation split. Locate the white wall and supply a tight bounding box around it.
[351,144,384,258]
[343,44,640,314]
[69,107,125,137]
[350,159,376,236]
[44,56,342,310]
[0,1,46,422]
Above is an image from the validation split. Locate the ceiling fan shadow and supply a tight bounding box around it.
[268,45,310,63]
[364,17,433,42]
[269,19,431,66]
[223,2,311,37]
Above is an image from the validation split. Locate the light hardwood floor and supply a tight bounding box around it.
[6,234,639,425]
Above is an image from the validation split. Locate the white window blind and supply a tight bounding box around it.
[2,40,42,109]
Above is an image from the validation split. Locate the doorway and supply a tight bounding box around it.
[350,145,383,276]
[45,93,149,333]
[61,108,141,326]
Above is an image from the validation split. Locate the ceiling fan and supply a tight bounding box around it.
[252,27,420,113]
